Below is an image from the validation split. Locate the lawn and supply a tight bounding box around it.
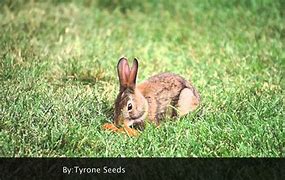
[0,0,284,157]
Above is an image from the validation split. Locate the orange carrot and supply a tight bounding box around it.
[102,123,139,137]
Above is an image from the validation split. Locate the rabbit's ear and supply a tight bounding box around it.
[117,57,130,90]
[128,58,139,89]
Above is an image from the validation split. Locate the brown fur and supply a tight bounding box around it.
[114,57,200,129]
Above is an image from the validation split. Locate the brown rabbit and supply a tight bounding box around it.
[113,57,200,130]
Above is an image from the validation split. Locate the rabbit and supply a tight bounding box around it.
[113,57,201,130]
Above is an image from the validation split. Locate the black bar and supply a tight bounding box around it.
[0,158,284,180]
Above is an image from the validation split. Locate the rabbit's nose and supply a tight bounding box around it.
[114,114,125,127]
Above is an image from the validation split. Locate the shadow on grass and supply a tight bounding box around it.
[60,75,99,85]
[96,0,146,14]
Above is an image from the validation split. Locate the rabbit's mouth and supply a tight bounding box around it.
[126,111,147,127]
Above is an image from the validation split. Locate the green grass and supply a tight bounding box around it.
[0,0,284,157]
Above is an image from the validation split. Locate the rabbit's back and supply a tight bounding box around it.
[137,72,200,123]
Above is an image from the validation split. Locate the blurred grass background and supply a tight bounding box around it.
[0,0,284,157]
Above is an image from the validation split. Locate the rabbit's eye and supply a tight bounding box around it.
[127,103,132,111]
